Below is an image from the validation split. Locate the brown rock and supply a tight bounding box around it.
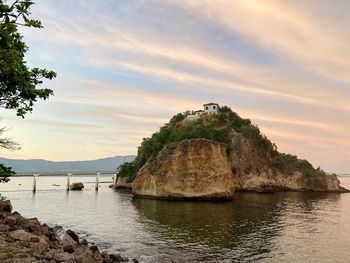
[70,182,84,190]
[0,200,12,213]
[44,249,56,259]
[50,240,64,250]
[5,212,23,226]
[29,235,49,254]
[0,224,10,232]
[66,229,79,243]
[90,245,100,253]
[73,245,93,263]
[8,229,34,241]
[62,234,78,253]
[18,217,47,235]
[101,251,110,259]
[109,253,123,262]
[54,252,74,262]
[4,215,17,226]
[132,139,235,200]
[80,239,88,246]
[0,211,9,218]
[30,236,40,242]
[53,226,78,252]
[93,250,103,263]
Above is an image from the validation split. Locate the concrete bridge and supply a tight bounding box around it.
[13,171,118,193]
[14,171,116,176]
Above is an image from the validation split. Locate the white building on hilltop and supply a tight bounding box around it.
[203,103,219,114]
[186,103,220,120]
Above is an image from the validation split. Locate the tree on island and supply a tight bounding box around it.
[0,0,56,191]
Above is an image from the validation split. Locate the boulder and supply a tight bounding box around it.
[109,254,123,262]
[70,182,84,190]
[18,217,49,235]
[101,251,110,259]
[80,238,88,246]
[5,214,20,226]
[44,249,56,260]
[92,250,103,262]
[53,226,78,252]
[90,245,100,254]
[0,210,9,218]
[9,229,34,241]
[0,200,12,213]
[29,235,49,254]
[0,224,10,232]
[73,245,94,263]
[132,139,235,200]
[66,229,79,243]
[54,252,74,262]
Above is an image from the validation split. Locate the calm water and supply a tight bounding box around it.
[1,175,350,263]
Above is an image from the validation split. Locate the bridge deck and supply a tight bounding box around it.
[14,171,115,176]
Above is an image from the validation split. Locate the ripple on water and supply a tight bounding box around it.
[1,176,350,262]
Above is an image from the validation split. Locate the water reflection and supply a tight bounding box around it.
[131,192,341,262]
[2,176,349,263]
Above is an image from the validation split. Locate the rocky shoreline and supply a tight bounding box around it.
[0,200,137,263]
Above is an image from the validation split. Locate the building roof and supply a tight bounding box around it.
[203,102,219,106]
[195,110,204,113]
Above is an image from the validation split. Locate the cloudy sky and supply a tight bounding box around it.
[1,0,350,173]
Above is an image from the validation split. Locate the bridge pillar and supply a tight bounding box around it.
[113,173,117,187]
[33,174,39,193]
[95,173,100,191]
[67,173,72,191]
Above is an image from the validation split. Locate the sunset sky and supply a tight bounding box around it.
[1,0,350,173]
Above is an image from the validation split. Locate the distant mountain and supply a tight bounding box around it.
[0,155,136,173]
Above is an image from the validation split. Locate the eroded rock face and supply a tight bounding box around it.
[229,132,348,192]
[132,139,235,200]
[114,176,132,190]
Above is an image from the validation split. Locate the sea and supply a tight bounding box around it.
[1,175,350,263]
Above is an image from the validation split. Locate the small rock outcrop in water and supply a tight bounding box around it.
[113,176,132,190]
[0,200,133,263]
[229,132,348,192]
[132,139,235,200]
[70,182,84,190]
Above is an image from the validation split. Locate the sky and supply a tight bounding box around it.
[1,0,350,173]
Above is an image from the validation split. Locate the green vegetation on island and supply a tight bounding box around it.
[117,106,321,182]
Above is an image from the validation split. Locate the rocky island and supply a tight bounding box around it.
[117,104,348,199]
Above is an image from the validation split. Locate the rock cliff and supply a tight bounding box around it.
[132,139,235,200]
[229,132,348,192]
[114,176,132,190]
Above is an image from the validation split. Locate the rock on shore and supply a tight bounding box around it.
[0,200,134,263]
[132,139,235,200]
